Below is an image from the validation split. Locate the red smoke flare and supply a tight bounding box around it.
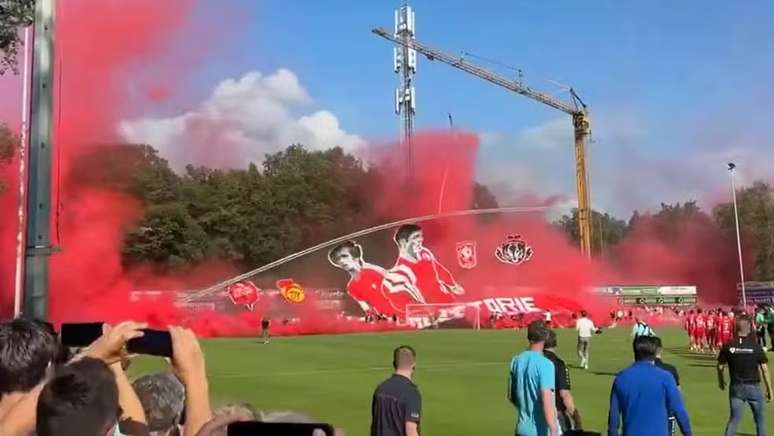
[0,1,748,336]
[46,0,197,326]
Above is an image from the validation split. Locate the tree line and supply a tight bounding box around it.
[557,185,774,282]
[98,143,497,272]
[3,121,773,282]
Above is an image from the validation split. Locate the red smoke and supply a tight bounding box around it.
[359,132,609,320]
[0,1,745,336]
[598,214,742,305]
[45,0,197,326]
[0,157,20,316]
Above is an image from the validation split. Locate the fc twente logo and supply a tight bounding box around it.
[495,235,534,265]
[456,241,477,269]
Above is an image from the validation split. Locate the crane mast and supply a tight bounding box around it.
[393,5,417,181]
[372,27,592,257]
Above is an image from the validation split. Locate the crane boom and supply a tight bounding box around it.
[373,28,581,115]
[372,27,593,257]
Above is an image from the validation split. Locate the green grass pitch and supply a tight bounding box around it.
[131,327,773,435]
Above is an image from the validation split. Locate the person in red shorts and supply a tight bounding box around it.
[718,311,734,347]
[686,310,697,351]
[694,309,707,352]
[706,310,717,352]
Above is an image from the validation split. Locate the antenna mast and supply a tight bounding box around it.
[393,1,416,180]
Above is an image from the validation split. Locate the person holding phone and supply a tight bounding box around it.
[370,345,421,436]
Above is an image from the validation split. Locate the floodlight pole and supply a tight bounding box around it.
[23,0,56,320]
[728,163,746,308]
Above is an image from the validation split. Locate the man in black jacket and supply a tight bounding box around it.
[653,337,679,435]
[544,330,582,432]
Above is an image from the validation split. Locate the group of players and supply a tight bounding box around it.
[683,308,735,352]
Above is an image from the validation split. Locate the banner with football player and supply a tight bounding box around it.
[328,224,469,319]
[180,211,609,332]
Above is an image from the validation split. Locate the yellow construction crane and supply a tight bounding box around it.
[373,27,593,257]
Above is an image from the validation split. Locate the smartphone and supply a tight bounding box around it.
[227,422,335,436]
[127,329,173,357]
[60,322,104,347]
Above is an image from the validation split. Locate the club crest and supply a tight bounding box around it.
[276,279,306,304]
[495,235,534,265]
[456,241,477,269]
[226,280,261,311]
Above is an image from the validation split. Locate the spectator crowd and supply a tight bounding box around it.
[0,318,342,436]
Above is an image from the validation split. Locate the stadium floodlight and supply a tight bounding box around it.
[728,162,746,308]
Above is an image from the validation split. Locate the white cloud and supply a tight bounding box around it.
[477,108,774,219]
[518,118,571,150]
[120,69,365,170]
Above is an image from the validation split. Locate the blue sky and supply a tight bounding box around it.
[184,0,772,217]
[5,1,774,217]
[236,0,774,135]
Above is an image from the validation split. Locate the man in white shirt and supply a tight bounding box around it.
[575,310,598,370]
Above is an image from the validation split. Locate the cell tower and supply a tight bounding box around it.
[393,2,416,179]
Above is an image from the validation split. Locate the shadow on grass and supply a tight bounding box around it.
[665,347,719,364]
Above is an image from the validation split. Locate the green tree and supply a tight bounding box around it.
[0,0,34,75]
[245,145,374,265]
[119,142,499,270]
[714,181,774,281]
[650,201,710,240]
[471,182,498,209]
[129,145,180,204]
[556,208,627,255]
[122,202,210,267]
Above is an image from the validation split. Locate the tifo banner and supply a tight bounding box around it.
[170,213,614,334]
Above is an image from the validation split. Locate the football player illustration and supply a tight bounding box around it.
[390,224,465,304]
[328,241,424,317]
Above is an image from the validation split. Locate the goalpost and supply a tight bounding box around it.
[405,303,481,330]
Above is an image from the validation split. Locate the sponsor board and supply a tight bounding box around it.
[738,281,774,290]
[617,295,697,306]
[598,286,697,296]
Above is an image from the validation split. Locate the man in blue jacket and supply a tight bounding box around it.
[608,336,692,436]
